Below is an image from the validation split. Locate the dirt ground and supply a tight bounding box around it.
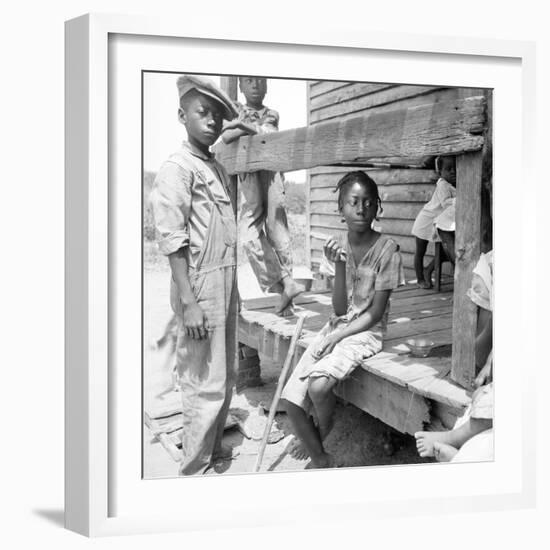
[143,263,432,479]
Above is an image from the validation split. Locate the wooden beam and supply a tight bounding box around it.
[217,96,486,174]
[335,369,430,435]
[451,151,483,388]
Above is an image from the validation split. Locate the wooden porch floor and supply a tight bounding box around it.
[240,279,472,434]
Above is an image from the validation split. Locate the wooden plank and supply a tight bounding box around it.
[377,218,414,235]
[310,201,424,220]
[310,85,446,123]
[311,87,464,125]
[309,80,350,98]
[451,151,483,388]
[310,82,396,110]
[310,183,436,203]
[217,96,486,174]
[220,76,238,100]
[310,166,437,184]
[335,369,430,435]
[385,312,453,341]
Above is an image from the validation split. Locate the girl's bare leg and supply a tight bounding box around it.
[284,400,333,468]
[308,376,338,441]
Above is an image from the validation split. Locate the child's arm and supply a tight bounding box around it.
[473,308,492,387]
[168,248,208,340]
[150,162,207,340]
[324,237,347,315]
[221,120,258,144]
[314,290,391,359]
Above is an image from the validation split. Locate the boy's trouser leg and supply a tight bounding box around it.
[176,266,238,475]
[212,278,239,453]
[265,171,292,280]
[239,172,285,292]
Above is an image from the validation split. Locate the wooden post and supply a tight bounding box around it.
[451,150,483,388]
[220,76,238,101]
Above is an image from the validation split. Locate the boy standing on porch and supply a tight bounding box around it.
[150,75,239,475]
[221,76,304,316]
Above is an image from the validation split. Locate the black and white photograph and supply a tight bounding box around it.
[142,73,493,478]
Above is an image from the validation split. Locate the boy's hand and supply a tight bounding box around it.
[313,332,342,361]
[324,237,346,263]
[182,301,208,340]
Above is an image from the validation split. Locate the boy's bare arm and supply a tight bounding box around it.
[168,248,208,340]
[221,120,258,144]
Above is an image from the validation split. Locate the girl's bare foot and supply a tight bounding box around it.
[433,441,458,462]
[288,437,309,460]
[414,431,449,457]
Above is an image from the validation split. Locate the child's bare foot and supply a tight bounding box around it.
[211,443,239,462]
[424,266,434,286]
[433,441,458,462]
[288,437,309,460]
[275,278,305,315]
[278,303,295,318]
[414,430,449,457]
[417,279,432,290]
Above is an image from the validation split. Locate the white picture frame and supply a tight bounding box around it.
[65,13,536,537]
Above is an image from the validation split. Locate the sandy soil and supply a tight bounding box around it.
[143,264,432,479]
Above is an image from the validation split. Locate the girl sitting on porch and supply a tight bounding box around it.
[281,171,404,468]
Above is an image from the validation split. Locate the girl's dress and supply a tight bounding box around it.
[281,233,404,413]
[411,177,456,241]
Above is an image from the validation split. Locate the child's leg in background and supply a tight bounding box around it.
[438,229,456,265]
[414,237,433,288]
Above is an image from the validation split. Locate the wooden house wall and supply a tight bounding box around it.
[307,81,488,280]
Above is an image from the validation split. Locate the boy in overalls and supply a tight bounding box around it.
[150,74,239,475]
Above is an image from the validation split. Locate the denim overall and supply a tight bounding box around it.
[169,161,238,476]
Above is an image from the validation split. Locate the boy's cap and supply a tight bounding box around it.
[177,74,238,120]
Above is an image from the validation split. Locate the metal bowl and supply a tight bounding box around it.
[405,338,435,358]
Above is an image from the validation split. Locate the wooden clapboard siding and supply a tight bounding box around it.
[310,83,397,111]
[309,80,350,98]
[310,201,424,220]
[310,85,446,124]
[310,166,438,184]
[310,184,435,203]
[217,96,485,173]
